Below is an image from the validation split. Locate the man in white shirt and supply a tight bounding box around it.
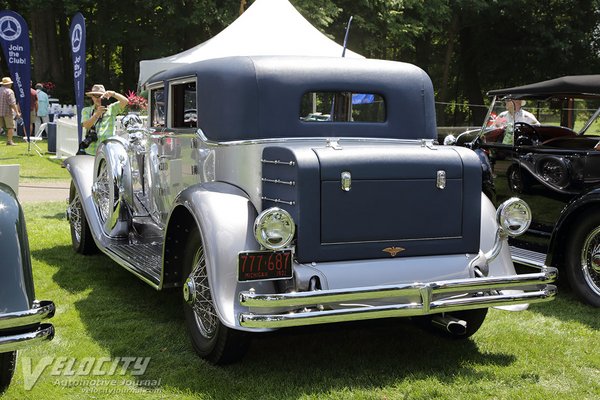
[494,98,540,144]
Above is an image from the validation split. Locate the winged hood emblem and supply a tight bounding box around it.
[383,246,405,257]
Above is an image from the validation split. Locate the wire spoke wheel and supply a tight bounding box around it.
[68,190,83,243]
[182,228,250,364]
[580,226,600,298]
[95,160,111,224]
[189,246,219,338]
[68,181,97,255]
[566,214,600,307]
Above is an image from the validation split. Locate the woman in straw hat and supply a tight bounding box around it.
[0,77,22,146]
[80,84,128,155]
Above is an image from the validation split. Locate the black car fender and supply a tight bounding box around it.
[547,188,600,267]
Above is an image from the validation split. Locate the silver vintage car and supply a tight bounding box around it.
[65,56,557,364]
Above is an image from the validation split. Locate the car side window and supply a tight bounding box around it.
[150,87,166,128]
[300,92,385,123]
[171,81,197,128]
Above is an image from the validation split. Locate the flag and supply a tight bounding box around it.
[70,12,86,143]
[0,10,31,139]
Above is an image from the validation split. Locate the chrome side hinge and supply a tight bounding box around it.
[327,138,342,150]
[421,139,437,150]
[341,171,351,191]
[191,165,199,175]
[436,170,446,189]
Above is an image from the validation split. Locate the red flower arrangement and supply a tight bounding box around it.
[40,81,55,93]
[126,90,148,113]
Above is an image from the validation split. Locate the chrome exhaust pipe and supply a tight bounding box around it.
[431,314,467,336]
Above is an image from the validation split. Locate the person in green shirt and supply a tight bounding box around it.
[80,84,128,155]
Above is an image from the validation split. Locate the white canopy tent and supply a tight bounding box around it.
[138,0,362,86]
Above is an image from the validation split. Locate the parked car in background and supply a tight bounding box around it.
[65,56,556,364]
[444,75,600,307]
[0,183,55,392]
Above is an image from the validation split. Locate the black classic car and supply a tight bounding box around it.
[0,183,55,391]
[445,75,600,307]
[66,56,556,364]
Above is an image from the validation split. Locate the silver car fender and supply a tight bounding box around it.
[93,138,133,237]
[166,182,276,331]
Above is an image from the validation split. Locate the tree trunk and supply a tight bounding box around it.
[458,24,486,125]
[30,6,63,86]
[437,15,459,126]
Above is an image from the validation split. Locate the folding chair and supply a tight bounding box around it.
[23,123,47,156]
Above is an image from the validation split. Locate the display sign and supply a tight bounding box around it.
[69,12,86,142]
[0,10,31,139]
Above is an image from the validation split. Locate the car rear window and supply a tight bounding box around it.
[300,92,386,123]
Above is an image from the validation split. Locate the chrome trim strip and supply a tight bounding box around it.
[197,129,432,147]
[0,323,55,352]
[261,196,296,206]
[261,159,296,166]
[262,178,296,186]
[0,301,56,330]
[239,287,556,328]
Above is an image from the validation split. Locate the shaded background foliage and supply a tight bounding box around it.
[1,0,599,125]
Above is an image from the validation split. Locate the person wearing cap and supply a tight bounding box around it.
[80,84,128,155]
[0,77,22,146]
[494,98,540,144]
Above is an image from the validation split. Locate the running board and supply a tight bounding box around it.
[104,242,163,288]
[510,245,547,269]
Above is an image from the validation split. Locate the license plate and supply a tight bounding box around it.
[238,250,293,282]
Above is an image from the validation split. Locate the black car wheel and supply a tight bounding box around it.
[68,182,97,254]
[0,351,16,393]
[566,214,600,307]
[182,228,250,364]
[413,309,488,339]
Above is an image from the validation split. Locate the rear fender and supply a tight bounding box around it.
[164,182,275,331]
[0,183,35,312]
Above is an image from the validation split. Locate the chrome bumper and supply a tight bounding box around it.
[238,268,558,328]
[0,300,56,352]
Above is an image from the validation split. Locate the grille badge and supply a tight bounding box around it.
[383,246,405,257]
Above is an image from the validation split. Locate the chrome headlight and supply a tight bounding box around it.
[496,197,532,237]
[254,207,295,250]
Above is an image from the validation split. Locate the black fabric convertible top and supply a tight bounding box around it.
[488,75,600,99]
[149,55,437,141]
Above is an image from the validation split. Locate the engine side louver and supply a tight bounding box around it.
[261,147,299,220]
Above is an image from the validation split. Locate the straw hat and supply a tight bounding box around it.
[86,84,106,97]
[1,77,13,86]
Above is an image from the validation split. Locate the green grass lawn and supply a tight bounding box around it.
[1,202,598,399]
[0,134,70,183]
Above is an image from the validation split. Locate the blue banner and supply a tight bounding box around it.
[69,13,86,142]
[352,93,375,104]
[0,10,31,139]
